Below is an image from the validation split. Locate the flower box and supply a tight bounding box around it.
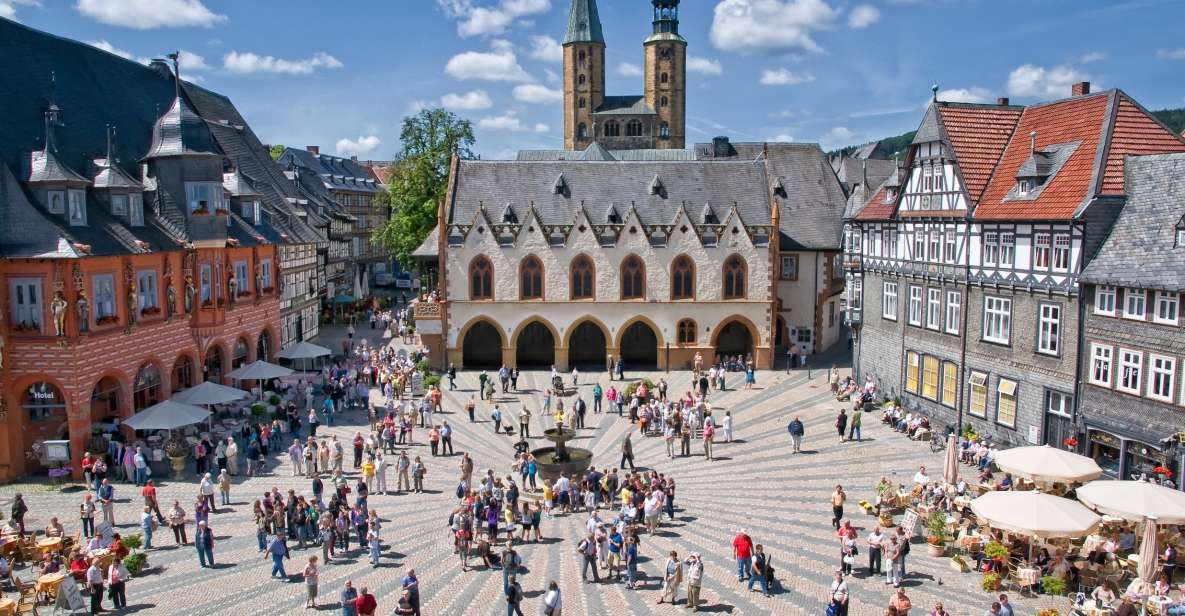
[261,286,275,293]
[97,315,119,326]
[140,306,162,317]
[10,322,40,333]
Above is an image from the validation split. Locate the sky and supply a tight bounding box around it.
[5,0,1185,160]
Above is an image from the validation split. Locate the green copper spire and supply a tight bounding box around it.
[563,0,604,45]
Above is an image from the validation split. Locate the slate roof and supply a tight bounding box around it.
[694,141,848,250]
[142,95,222,160]
[29,148,90,184]
[516,147,695,162]
[448,159,773,228]
[92,157,142,190]
[1080,153,1185,291]
[412,227,439,259]
[594,96,655,116]
[0,164,79,258]
[563,0,604,45]
[278,148,380,194]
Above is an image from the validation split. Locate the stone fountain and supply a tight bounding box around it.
[532,426,592,483]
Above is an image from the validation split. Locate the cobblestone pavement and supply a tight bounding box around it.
[0,329,1071,615]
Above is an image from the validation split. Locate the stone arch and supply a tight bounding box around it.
[566,316,610,369]
[615,316,663,369]
[711,315,760,361]
[204,341,227,384]
[12,375,73,472]
[458,316,505,368]
[257,326,277,362]
[670,253,696,300]
[132,359,167,413]
[171,352,198,392]
[511,317,560,368]
[86,370,128,424]
[231,335,252,369]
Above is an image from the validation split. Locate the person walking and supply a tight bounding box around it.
[831,485,846,529]
[542,581,562,616]
[685,552,705,612]
[195,521,214,568]
[303,556,320,608]
[625,533,640,589]
[658,550,682,605]
[835,409,848,443]
[505,574,524,616]
[578,532,599,582]
[441,421,454,455]
[142,479,166,524]
[267,531,291,579]
[339,580,359,616]
[620,432,635,471]
[829,570,849,616]
[788,416,805,453]
[748,544,771,597]
[732,530,753,581]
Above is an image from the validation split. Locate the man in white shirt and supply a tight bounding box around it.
[912,466,930,486]
[86,558,105,613]
[866,527,885,575]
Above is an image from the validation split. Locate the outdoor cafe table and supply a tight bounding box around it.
[0,597,15,616]
[35,571,67,598]
[36,537,62,556]
[1016,566,1041,586]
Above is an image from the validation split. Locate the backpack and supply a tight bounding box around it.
[456,483,465,499]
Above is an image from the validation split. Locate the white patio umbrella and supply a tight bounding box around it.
[276,341,332,361]
[227,360,294,381]
[1138,516,1159,585]
[124,400,212,432]
[1076,480,1185,524]
[943,433,959,486]
[969,491,1101,538]
[171,381,248,406]
[992,444,1103,485]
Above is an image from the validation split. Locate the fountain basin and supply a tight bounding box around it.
[532,426,592,483]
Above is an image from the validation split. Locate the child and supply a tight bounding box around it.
[542,480,554,519]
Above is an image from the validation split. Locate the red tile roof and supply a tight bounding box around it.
[1101,94,1185,194]
[936,105,1022,203]
[854,184,895,221]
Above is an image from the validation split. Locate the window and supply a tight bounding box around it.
[997,378,1018,427]
[1179,229,1185,247]
[234,261,250,294]
[1155,292,1179,325]
[1090,344,1113,386]
[1052,233,1070,271]
[1017,179,1035,195]
[9,278,43,332]
[943,233,956,263]
[199,264,212,303]
[1000,232,1015,267]
[913,232,925,260]
[470,257,493,300]
[1149,355,1176,402]
[945,291,961,334]
[905,351,920,394]
[671,256,694,300]
[1037,303,1061,355]
[677,319,695,344]
[779,255,798,280]
[942,362,958,407]
[604,121,621,137]
[928,231,940,262]
[722,255,746,299]
[879,230,891,256]
[922,355,939,400]
[889,230,898,258]
[1094,285,1116,316]
[570,255,594,300]
[1046,390,1071,417]
[625,119,643,137]
[926,288,941,330]
[128,193,144,226]
[882,282,898,320]
[659,123,669,139]
[67,189,86,225]
[1034,233,1051,269]
[184,182,224,213]
[983,296,1011,344]
[660,96,668,108]
[968,372,988,418]
[828,301,837,327]
[621,255,645,299]
[520,256,543,300]
[578,74,585,85]
[577,123,588,139]
[983,232,999,266]
[136,270,158,310]
[660,72,669,83]
[93,274,116,320]
[260,260,273,290]
[47,190,65,214]
[1124,289,1146,320]
[908,286,922,326]
[1118,349,1143,395]
[111,193,128,216]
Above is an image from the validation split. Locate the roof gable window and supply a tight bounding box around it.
[67,189,87,226]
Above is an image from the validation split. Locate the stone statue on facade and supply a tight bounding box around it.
[166,284,177,319]
[50,291,68,336]
[76,289,90,333]
[184,275,196,314]
[126,286,138,325]
[227,273,238,308]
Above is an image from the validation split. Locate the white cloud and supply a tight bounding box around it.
[1006,63,1090,99]
[848,4,880,28]
[687,56,723,76]
[528,35,563,62]
[85,41,208,73]
[618,62,643,77]
[478,110,546,132]
[224,51,343,75]
[178,49,209,71]
[75,0,225,29]
[544,68,561,83]
[335,135,382,157]
[513,84,562,104]
[769,109,798,119]
[935,86,993,104]
[445,45,534,82]
[760,68,815,86]
[0,0,38,21]
[1079,51,1106,64]
[407,100,432,115]
[440,90,494,110]
[533,123,549,133]
[820,126,854,149]
[1157,48,1185,60]
[768,133,794,142]
[710,0,839,54]
[86,39,137,61]
[437,0,551,37]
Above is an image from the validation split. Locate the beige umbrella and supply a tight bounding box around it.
[943,433,959,486]
[1138,516,1159,585]
[992,444,1103,484]
[969,491,1101,538]
[1077,480,1185,524]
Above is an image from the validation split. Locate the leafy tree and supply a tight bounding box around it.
[268,144,285,160]
[1152,108,1185,136]
[374,108,476,266]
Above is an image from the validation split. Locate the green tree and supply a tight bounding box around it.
[269,144,285,160]
[374,108,476,266]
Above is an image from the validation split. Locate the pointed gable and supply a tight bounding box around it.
[1101,93,1185,194]
[935,103,1023,203]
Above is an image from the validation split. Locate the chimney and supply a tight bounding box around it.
[1072,81,1090,96]
[148,58,172,79]
[996,97,1010,106]
[712,136,731,158]
[351,155,358,163]
[306,146,320,155]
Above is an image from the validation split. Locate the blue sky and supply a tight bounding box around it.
[6,0,1185,160]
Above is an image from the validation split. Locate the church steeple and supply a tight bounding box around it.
[563,0,604,45]
[644,0,686,149]
[562,0,605,150]
[649,0,683,39]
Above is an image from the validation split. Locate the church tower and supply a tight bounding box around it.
[643,0,686,149]
[562,0,605,151]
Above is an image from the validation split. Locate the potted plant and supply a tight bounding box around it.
[949,554,969,573]
[250,403,266,417]
[140,306,162,317]
[1041,575,1067,596]
[981,571,1002,591]
[164,434,190,479]
[879,512,894,527]
[268,394,282,407]
[121,533,148,575]
[983,541,1009,573]
[925,510,948,556]
[1037,610,1061,616]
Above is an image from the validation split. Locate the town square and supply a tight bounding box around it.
[2,1,1185,615]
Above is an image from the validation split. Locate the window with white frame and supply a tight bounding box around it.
[908,285,922,325]
[1090,344,1113,386]
[983,232,999,266]
[996,378,1018,428]
[889,230,898,258]
[1094,286,1116,316]
[67,189,86,225]
[260,259,273,289]
[928,231,941,262]
[944,233,956,263]
[983,296,1011,344]
[968,372,988,418]
[1034,233,1051,269]
[9,278,43,331]
[111,193,128,216]
[1000,232,1015,267]
[234,261,250,295]
[184,182,225,213]
[1118,349,1143,394]
[913,232,925,260]
[1155,291,1179,325]
[1052,233,1070,271]
[92,274,116,319]
[199,264,212,303]
[882,282,898,320]
[1124,289,1147,320]
[129,193,144,227]
[926,288,941,330]
[945,290,961,334]
[1149,354,1176,402]
[136,270,158,310]
[1037,303,1061,356]
[47,190,65,214]
[881,230,892,257]
[1046,390,1071,417]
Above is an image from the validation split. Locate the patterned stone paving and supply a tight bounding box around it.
[0,331,1073,615]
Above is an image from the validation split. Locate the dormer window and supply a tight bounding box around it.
[185,182,225,213]
[47,190,65,214]
[502,208,518,224]
[607,209,621,224]
[129,193,144,226]
[253,200,262,225]
[1017,178,1035,196]
[67,189,86,226]
[111,193,128,216]
[885,189,896,203]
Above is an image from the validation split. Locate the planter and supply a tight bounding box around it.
[927,543,946,557]
[168,455,186,480]
[949,556,970,573]
[879,515,895,528]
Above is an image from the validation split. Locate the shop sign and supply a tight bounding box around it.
[1090,430,1120,448]
[27,382,60,403]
